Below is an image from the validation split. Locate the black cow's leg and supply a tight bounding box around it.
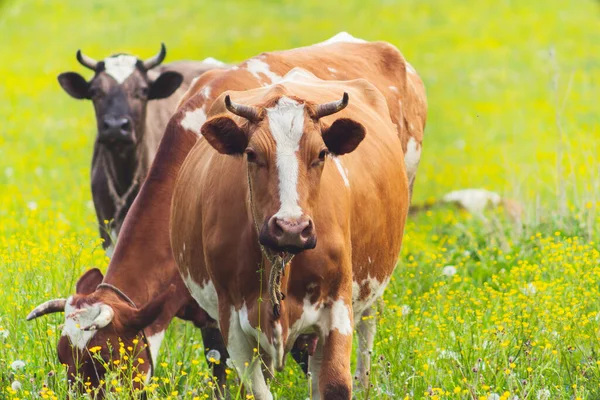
[200,325,230,398]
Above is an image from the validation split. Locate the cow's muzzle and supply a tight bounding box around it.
[98,116,135,144]
[259,215,317,254]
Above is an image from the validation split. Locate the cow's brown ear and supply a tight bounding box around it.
[76,268,104,295]
[201,116,248,155]
[322,118,366,155]
[125,285,176,331]
[58,72,90,100]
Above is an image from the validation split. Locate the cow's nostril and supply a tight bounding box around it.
[102,121,110,130]
[301,220,313,239]
[120,119,131,132]
[270,218,284,238]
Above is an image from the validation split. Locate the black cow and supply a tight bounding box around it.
[58,44,226,253]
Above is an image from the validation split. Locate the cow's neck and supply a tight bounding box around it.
[103,123,199,307]
[99,142,147,220]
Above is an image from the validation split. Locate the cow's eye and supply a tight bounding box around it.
[245,149,257,163]
[318,149,329,161]
[135,87,149,99]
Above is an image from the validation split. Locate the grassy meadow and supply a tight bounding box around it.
[1,0,600,398]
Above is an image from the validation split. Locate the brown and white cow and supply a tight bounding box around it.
[26,47,230,395]
[168,34,426,399]
[27,33,424,398]
[58,44,227,254]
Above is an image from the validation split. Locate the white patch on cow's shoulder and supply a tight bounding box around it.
[180,107,207,136]
[327,67,337,73]
[333,157,350,187]
[389,85,398,93]
[318,32,367,46]
[330,299,353,335]
[62,297,97,350]
[267,97,305,219]
[104,55,137,84]
[442,189,501,214]
[289,296,353,343]
[202,57,226,66]
[146,330,165,370]
[404,137,421,183]
[246,58,281,85]
[182,274,218,320]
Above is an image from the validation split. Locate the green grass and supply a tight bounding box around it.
[1,0,599,398]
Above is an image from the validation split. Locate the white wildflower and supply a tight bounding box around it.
[536,389,551,400]
[0,329,8,339]
[206,349,221,362]
[442,265,457,277]
[401,305,411,316]
[11,381,22,391]
[522,282,536,296]
[11,360,25,370]
[488,394,500,400]
[27,201,37,210]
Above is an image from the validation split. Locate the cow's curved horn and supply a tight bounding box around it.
[315,92,349,119]
[27,299,67,321]
[76,50,99,71]
[225,95,261,122]
[81,304,114,331]
[143,43,167,70]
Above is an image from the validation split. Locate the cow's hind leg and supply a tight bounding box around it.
[354,305,376,387]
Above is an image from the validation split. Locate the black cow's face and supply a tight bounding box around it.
[58,46,183,148]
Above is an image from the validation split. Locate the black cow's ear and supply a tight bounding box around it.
[75,268,104,295]
[58,72,90,99]
[201,116,248,155]
[322,118,366,155]
[148,71,183,100]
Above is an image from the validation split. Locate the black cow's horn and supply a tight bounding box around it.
[315,92,349,119]
[76,50,98,71]
[143,43,167,70]
[27,298,67,321]
[225,95,262,122]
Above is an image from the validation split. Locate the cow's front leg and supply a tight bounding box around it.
[354,305,376,387]
[313,297,354,400]
[222,306,272,400]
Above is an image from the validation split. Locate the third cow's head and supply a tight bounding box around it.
[201,87,365,255]
[58,44,183,149]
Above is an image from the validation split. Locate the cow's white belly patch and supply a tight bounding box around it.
[182,273,218,321]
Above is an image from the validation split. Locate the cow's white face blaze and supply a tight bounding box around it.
[267,96,305,221]
[201,90,366,254]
